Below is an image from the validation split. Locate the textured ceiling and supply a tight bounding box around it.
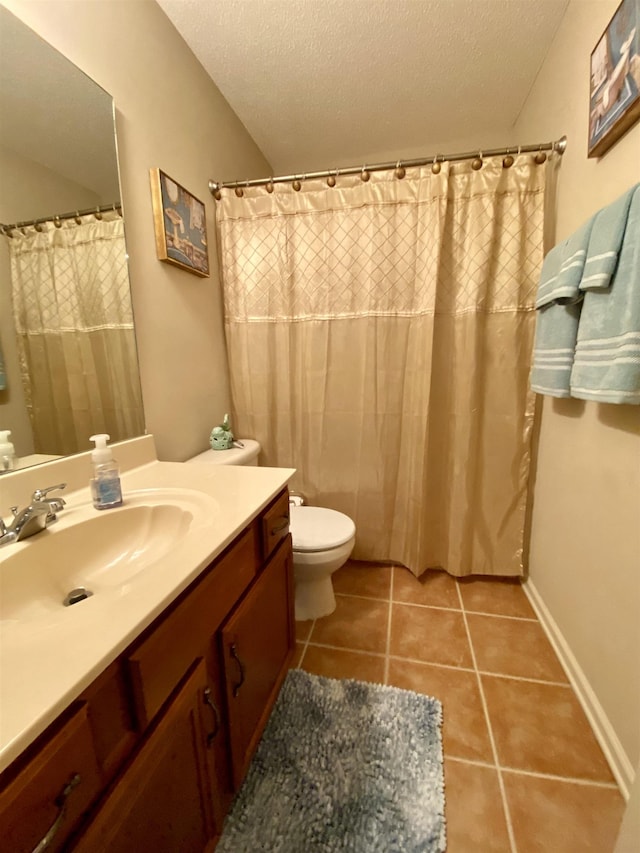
[157,0,569,176]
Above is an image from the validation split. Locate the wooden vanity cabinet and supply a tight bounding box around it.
[222,535,294,788]
[0,704,102,853]
[0,487,294,853]
[72,660,217,853]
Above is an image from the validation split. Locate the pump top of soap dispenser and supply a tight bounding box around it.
[0,430,14,449]
[90,433,113,463]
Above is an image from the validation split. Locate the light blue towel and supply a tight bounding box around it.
[530,217,596,397]
[578,185,637,293]
[534,217,596,307]
[571,185,640,404]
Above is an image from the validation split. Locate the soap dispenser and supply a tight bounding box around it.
[0,430,16,472]
[89,433,123,509]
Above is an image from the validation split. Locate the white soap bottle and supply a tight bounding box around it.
[0,430,17,473]
[89,433,123,509]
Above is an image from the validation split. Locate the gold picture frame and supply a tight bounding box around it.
[588,0,640,158]
[150,168,209,277]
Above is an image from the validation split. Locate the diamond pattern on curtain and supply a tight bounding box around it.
[217,158,547,577]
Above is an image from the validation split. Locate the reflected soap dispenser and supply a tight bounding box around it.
[89,433,123,510]
[0,430,16,473]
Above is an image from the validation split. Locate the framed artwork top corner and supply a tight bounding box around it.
[588,0,640,158]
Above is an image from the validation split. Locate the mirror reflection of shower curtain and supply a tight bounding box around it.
[217,158,547,577]
[9,213,144,456]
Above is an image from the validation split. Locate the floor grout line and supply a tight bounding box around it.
[457,580,520,853]
[476,670,572,687]
[335,591,538,622]
[498,766,621,789]
[446,755,620,789]
[296,619,316,667]
[297,639,573,687]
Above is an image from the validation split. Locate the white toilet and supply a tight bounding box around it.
[186,440,356,621]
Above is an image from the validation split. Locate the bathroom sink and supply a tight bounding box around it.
[0,488,217,625]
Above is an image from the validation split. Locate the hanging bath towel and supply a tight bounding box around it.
[530,217,595,397]
[570,185,640,404]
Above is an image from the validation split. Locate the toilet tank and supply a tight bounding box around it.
[186,439,261,466]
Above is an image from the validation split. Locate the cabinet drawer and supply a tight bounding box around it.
[0,704,101,853]
[128,526,257,729]
[261,489,290,561]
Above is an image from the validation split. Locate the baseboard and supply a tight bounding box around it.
[523,579,635,800]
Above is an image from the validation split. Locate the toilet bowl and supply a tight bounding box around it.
[289,505,355,621]
[186,440,356,622]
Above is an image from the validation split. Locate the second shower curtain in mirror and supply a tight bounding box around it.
[216,157,547,577]
[9,212,144,456]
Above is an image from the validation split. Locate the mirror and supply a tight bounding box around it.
[0,6,144,471]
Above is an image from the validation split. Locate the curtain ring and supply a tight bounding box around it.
[534,145,547,165]
[94,207,103,220]
[431,155,442,175]
[53,215,62,228]
[472,151,483,171]
[395,160,406,179]
[266,178,274,193]
[1,225,13,238]
[234,183,244,197]
[327,169,337,188]
[503,148,514,169]
[292,177,302,191]
[360,165,370,182]
[74,211,82,224]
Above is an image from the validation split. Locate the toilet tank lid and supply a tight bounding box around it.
[186,439,260,466]
[289,506,355,551]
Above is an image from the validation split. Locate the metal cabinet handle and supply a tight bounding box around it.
[203,686,221,746]
[32,773,81,853]
[230,644,245,697]
[270,516,289,535]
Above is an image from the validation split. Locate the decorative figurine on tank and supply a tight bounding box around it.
[210,413,234,450]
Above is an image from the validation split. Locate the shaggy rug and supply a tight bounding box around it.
[217,669,446,852]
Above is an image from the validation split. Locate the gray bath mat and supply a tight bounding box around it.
[217,669,446,852]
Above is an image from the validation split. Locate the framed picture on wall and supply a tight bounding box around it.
[588,0,640,158]
[150,168,209,277]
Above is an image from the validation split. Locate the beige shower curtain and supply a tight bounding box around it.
[9,213,144,455]
[217,156,546,577]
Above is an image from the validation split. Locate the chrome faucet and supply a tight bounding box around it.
[0,483,67,546]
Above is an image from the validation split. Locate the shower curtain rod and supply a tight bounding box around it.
[0,201,122,236]
[209,135,567,197]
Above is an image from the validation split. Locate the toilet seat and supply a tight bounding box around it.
[289,506,355,553]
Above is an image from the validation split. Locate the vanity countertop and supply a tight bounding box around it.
[0,459,294,773]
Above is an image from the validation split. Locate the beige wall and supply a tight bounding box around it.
[1,0,271,462]
[515,0,640,774]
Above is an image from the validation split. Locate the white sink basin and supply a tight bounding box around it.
[0,488,217,624]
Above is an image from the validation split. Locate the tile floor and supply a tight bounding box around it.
[292,561,626,853]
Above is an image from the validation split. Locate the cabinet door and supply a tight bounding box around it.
[221,536,294,789]
[72,660,217,853]
[0,704,101,853]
